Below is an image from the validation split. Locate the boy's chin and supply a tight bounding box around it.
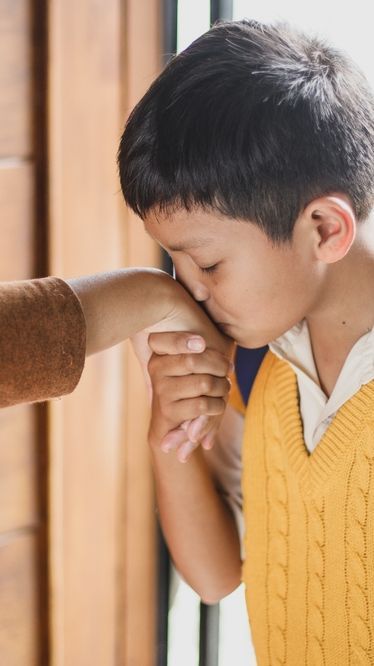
[217,322,275,349]
[234,331,272,350]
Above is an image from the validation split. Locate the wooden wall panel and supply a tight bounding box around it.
[0,533,39,666]
[48,0,123,277]
[0,1,44,664]
[47,0,163,664]
[47,1,160,665]
[0,405,38,534]
[44,4,125,657]
[119,2,162,665]
[0,0,32,157]
[0,165,34,280]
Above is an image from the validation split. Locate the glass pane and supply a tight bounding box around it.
[177,0,211,52]
[218,584,256,666]
[167,567,200,666]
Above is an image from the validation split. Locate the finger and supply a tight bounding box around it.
[148,348,233,380]
[187,416,220,446]
[201,430,217,450]
[150,396,226,442]
[156,375,231,402]
[177,440,200,463]
[160,427,189,453]
[186,415,209,443]
[161,396,227,425]
[148,332,206,355]
[161,416,216,450]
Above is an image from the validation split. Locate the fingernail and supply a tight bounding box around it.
[187,336,204,351]
[229,361,235,373]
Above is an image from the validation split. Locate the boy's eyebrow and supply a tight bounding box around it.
[167,238,212,252]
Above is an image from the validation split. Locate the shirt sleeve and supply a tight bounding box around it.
[0,277,86,408]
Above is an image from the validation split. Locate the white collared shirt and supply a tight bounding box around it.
[269,320,374,453]
[206,323,374,542]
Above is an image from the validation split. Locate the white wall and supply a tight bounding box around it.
[233,0,374,88]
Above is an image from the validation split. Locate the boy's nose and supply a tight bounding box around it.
[173,264,210,302]
[192,281,210,302]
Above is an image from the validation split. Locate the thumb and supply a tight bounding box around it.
[148,331,206,355]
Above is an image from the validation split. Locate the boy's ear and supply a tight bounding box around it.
[302,195,356,263]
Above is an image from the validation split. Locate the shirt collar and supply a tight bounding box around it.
[269,320,374,412]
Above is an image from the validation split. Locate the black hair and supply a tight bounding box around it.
[118,19,374,242]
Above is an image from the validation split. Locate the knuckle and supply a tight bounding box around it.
[177,333,189,351]
[199,376,212,394]
[225,361,232,376]
[185,354,197,373]
[184,354,202,374]
[197,397,209,414]
[224,377,231,393]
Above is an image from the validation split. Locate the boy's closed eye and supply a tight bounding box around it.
[198,263,220,275]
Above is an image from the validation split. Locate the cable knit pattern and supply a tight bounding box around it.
[307,496,326,665]
[264,390,289,665]
[344,448,373,664]
[241,352,374,666]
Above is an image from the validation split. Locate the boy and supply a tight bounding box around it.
[118,20,374,665]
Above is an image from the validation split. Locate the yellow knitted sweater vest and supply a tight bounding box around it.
[241,351,374,666]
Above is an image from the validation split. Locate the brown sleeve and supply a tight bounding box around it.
[0,277,86,408]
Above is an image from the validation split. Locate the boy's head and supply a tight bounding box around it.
[118,20,374,347]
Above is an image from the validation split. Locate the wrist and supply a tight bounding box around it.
[143,268,181,323]
[162,282,233,357]
[142,269,200,325]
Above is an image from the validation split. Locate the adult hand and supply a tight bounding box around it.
[146,331,232,462]
[130,276,234,461]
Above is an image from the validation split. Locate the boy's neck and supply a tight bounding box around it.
[306,237,374,398]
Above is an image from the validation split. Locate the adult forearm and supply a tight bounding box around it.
[69,268,176,356]
[151,446,242,603]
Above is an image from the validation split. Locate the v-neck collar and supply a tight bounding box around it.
[271,354,374,497]
[269,320,374,454]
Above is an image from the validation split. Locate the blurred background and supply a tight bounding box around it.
[0,1,373,665]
